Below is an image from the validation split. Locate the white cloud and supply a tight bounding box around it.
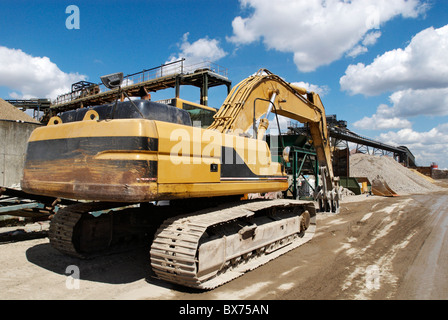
[347,31,382,58]
[354,113,412,130]
[228,0,427,72]
[362,31,382,46]
[229,16,259,45]
[345,25,448,130]
[0,46,86,99]
[340,25,448,96]
[290,81,330,97]
[388,87,448,117]
[354,86,448,130]
[347,45,368,58]
[167,33,227,65]
[378,125,448,168]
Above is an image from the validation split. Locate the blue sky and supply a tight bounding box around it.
[1,0,448,168]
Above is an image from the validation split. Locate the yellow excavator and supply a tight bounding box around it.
[21,69,341,289]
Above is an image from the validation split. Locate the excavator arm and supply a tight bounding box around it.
[209,69,340,212]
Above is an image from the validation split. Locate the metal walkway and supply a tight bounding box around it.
[328,127,415,167]
[288,115,416,168]
[44,59,232,123]
[5,99,51,121]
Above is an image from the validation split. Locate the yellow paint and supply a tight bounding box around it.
[29,118,158,141]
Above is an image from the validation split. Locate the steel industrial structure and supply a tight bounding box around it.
[327,126,415,167]
[289,115,415,167]
[5,99,51,121]
[43,59,231,123]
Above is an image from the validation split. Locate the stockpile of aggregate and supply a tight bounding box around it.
[0,98,39,123]
[350,153,442,195]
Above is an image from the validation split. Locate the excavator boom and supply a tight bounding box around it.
[210,69,339,211]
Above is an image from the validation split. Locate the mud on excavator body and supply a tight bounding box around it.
[22,100,288,202]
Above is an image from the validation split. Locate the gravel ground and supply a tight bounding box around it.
[1,186,447,302]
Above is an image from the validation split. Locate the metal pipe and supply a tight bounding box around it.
[252,92,277,139]
[264,92,277,119]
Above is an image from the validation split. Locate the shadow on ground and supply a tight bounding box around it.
[26,242,153,284]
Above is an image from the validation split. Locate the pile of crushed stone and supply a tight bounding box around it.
[0,98,39,123]
[350,153,442,195]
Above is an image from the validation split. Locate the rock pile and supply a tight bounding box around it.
[350,153,442,195]
[0,98,39,123]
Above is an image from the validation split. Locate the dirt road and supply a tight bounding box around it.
[1,188,447,300]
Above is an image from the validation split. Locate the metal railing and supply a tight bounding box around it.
[53,59,228,105]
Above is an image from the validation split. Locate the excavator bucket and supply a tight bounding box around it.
[371,179,398,197]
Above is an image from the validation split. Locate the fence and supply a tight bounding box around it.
[53,59,228,105]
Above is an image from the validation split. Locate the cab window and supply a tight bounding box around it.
[182,103,216,128]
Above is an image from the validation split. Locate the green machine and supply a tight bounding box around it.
[267,134,319,200]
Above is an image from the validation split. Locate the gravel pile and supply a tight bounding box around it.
[350,153,442,195]
[0,98,39,123]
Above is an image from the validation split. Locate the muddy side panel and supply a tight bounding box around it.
[21,119,159,202]
[22,118,289,202]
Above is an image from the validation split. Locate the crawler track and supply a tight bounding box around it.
[150,199,316,289]
[49,199,316,289]
[48,204,85,258]
[49,202,151,258]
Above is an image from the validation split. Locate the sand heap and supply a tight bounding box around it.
[350,153,442,195]
[0,98,39,123]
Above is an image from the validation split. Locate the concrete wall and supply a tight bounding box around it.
[0,120,41,188]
